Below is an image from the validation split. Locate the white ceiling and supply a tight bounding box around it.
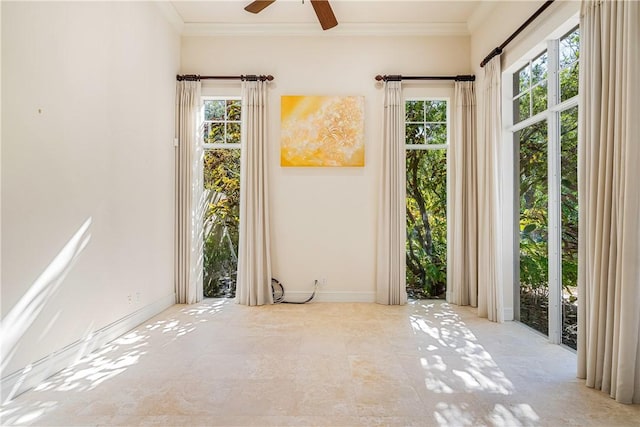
[168,0,498,36]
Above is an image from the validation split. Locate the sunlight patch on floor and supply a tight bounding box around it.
[410,302,515,397]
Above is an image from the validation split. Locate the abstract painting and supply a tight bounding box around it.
[281,95,364,167]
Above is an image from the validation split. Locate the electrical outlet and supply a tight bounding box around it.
[320,278,327,286]
[127,294,132,304]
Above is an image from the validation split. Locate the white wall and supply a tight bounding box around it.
[469,0,580,320]
[1,1,180,389]
[182,34,470,301]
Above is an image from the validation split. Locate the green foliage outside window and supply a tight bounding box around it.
[560,29,580,102]
[203,148,240,298]
[560,106,579,348]
[406,100,448,299]
[519,120,549,297]
[204,99,241,144]
[518,27,579,348]
[202,98,242,298]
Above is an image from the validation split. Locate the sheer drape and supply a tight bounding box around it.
[174,81,203,304]
[235,80,273,306]
[448,81,478,307]
[376,81,407,305]
[477,58,503,322]
[577,0,640,404]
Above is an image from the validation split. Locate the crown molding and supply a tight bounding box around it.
[466,1,499,35]
[182,22,470,37]
[154,0,184,34]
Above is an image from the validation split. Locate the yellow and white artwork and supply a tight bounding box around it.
[281,95,364,167]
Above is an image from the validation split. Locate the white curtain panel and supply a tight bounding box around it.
[477,57,504,322]
[376,81,407,305]
[174,81,204,304]
[577,0,640,404]
[235,80,273,306]
[448,81,478,307]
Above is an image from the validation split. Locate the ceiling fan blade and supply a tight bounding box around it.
[244,1,276,14]
[310,0,338,30]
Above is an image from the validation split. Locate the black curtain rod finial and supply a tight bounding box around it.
[241,75,275,82]
[176,74,200,82]
[455,75,476,82]
[375,75,403,82]
[480,47,503,68]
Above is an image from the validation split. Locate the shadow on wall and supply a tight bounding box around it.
[1,218,93,401]
[0,299,230,425]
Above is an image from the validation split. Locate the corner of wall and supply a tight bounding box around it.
[153,0,184,35]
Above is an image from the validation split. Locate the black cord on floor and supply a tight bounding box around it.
[271,278,318,304]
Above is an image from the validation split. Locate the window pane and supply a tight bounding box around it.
[425,123,447,145]
[561,106,578,349]
[531,52,548,85]
[204,149,241,298]
[425,101,447,122]
[205,100,225,121]
[514,92,531,123]
[406,101,424,122]
[208,123,225,144]
[532,81,548,116]
[204,101,214,121]
[406,149,447,299]
[227,99,241,121]
[519,120,548,336]
[226,123,241,144]
[560,28,580,68]
[560,63,579,102]
[516,65,530,94]
[406,124,425,145]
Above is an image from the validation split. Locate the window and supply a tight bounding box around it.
[405,99,448,299]
[510,27,580,348]
[202,97,241,298]
[514,51,548,123]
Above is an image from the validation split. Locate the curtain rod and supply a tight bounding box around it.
[375,75,475,82]
[480,0,555,67]
[176,74,274,82]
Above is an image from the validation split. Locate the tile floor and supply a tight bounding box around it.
[1,300,639,426]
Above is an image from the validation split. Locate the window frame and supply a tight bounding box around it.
[513,50,549,124]
[404,96,451,298]
[405,98,450,150]
[201,95,242,299]
[202,96,242,150]
[503,25,580,345]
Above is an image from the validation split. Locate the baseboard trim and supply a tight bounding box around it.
[284,291,376,303]
[1,292,175,403]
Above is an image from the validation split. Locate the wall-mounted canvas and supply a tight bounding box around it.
[281,95,364,167]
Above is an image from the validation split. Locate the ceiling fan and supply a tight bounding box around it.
[244,0,338,31]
